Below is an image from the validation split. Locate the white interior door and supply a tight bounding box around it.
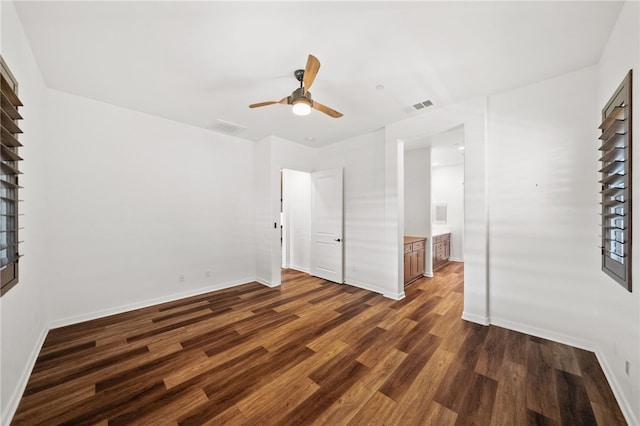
[310,168,343,283]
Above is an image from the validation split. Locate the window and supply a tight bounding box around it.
[599,70,632,292]
[0,56,23,296]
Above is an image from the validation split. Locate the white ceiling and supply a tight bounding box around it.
[13,1,624,147]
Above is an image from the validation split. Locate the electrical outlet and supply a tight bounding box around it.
[178,274,185,282]
[625,361,630,376]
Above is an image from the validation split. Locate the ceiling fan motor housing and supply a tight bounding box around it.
[291,87,312,104]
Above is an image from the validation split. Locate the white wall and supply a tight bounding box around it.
[404,147,432,275]
[432,164,464,261]
[253,137,272,285]
[316,130,393,296]
[282,169,311,273]
[404,148,431,238]
[44,89,256,324]
[1,2,50,423]
[595,1,640,423]
[487,66,599,349]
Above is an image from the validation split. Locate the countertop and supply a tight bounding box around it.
[432,231,451,237]
[404,236,427,244]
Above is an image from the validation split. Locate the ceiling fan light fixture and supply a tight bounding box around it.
[292,98,311,116]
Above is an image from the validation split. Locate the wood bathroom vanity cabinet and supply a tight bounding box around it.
[404,236,426,285]
[433,233,451,270]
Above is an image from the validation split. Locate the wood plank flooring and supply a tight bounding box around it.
[11,263,626,425]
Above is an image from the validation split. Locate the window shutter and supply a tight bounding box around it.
[0,57,23,296]
[599,70,632,292]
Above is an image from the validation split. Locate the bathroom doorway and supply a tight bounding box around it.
[403,125,465,281]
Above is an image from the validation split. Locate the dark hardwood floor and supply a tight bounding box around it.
[12,263,626,425]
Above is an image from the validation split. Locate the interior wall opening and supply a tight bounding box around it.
[401,124,466,292]
[280,168,312,277]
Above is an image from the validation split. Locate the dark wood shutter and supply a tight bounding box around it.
[0,57,23,296]
[599,70,632,292]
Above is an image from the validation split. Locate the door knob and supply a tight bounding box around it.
[334,238,341,242]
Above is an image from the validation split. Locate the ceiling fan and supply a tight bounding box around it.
[249,54,343,118]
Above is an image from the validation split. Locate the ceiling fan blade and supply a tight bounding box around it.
[312,100,343,118]
[303,54,320,91]
[249,97,289,108]
[249,101,277,108]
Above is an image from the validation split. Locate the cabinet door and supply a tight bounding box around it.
[433,242,441,265]
[417,249,425,275]
[404,253,411,284]
[443,239,450,260]
[410,251,419,279]
[432,242,438,266]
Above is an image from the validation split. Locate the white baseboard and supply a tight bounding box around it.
[462,311,490,325]
[490,316,594,352]
[423,272,434,278]
[343,278,404,300]
[385,290,405,300]
[343,279,385,295]
[595,347,638,426]
[256,277,279,288]
[2,324,49,426]
[288,265,310,274]
[449,257,464,262]
[48,276,257,330]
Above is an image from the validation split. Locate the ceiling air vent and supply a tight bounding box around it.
[404,99,434,114]
[213,119,247,136]
[413,100,433,110]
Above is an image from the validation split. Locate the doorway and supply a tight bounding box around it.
[389,98,488,323]
[402,125,465,282]
[281,169,312,274]
[280,168,344,283]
